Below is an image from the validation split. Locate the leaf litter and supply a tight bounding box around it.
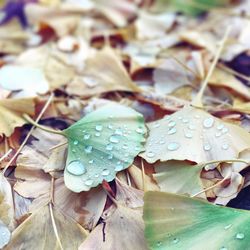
[0,0,250,249]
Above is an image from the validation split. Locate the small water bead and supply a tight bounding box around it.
[84,134,91,140]
[188,124,196,130]
[72,148,76,153]
[109,115,114,119]
[217,124,224,130]
[115,128,123,135]
[172,238,179,244]
[108,124,113,130]
[156,241,162,247]
[102,169,110,176]
[185,131,193,139]
[222,127,229,134]
[95,132,101,137]
[122,144,128,149]
[67,160,86,176]
[224,224,232,230]
[108,154,113,160]
[203,143,211,151]
[147,151,156,158]
[195,115,200,119]
[73,140,79,145]
[153,122,160,128]
[136,127,145,134]
[220,247,228,250]
[235,233,245,240]
[106,144,113,151]
[167,142,180,151]
[159,139,166,145]
[135,145,141,151]
[168,127,177,135]
[109,135,119,143]
[124,153,129,157]
[94,174,99,178]
[85,179,94,186]
[89,159,94,164]
[84,145,93,154]
[222,143,229,150]
[182,118,189,123]
[215,132,222,137]
[115,164,123,171]
[178,116,182,120]
[168,121,176,127]
[203,117,214,128]
[95,124,103,131]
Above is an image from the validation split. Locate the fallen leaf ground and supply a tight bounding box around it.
[0,0,250,249]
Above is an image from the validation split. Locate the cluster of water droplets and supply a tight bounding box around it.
[66,117,146,187]
[146,111,231,159]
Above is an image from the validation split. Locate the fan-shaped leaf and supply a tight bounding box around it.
[144,191,250,250]
[63,104,146,192]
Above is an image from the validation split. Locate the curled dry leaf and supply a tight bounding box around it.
[0,98,35,136]
[141,105,250,164]
[5,205,88,250]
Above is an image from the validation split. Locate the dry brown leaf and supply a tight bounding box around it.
[0,98,35,136]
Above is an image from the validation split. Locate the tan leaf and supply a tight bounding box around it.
[0,98,35,136]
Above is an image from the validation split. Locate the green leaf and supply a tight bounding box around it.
[63,104,146,192]
[144,191,250,250]
[151,0,230,16]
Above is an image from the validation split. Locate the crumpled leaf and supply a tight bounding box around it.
[63,103,146,192]
[144,191,250,250]
[0,98,35,136]
[153,161,205,198]
[79,204,147,250]
[0,65,49,97]
[5,204,88,250]
[141,105,250,164]
[66,47,140,97]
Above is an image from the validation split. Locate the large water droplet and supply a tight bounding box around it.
[85,179,93,186]
[95,124,103,131]
[224,224,232,230]
[67,160,86,176]
[203,143,211,151]
[102,169,110,176]
[167,142,180,151]
[172,238,179,244]
[106,144,113,151]
[168,127,177,135]
[168,121,176,127]
[203,117,214,128]
[235,233,245,240]
[73,140,79,145]
[84,145,93,154]
[147,151,155,158]
[222,143,229,150]
[84,134,91,140]
[109,135,119,143]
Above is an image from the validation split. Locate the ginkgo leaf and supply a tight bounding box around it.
[0,98,35,136]
[141,105,250,164]
[153,161,205,198]
[144,191,250,250]
[79,204,147,250]
[5,204,88,250]
[63,103,146,192]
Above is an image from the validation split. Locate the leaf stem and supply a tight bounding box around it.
[201,158,249,169]
[191,27,231,108]
[23,114,65,136]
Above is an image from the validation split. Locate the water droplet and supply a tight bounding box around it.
[203,143,211,151]
[224,224,232,230]
[182,118,189,123]
[115,164,123,171]
[217,124,224,130]
[215,132,221,137]
[222,143,229,150]
[195,115,200,119]
[108,154,113,160]
[72,148,76,153]
[89,159,94,164]
[109,115,114,119]
[222,127,229,134]
[220,247,228,250]
[153,122,160,128]
[168,127,177,135]
[106,144,113,151]
[188,124,196,130]
[172,238,179,244]
[167,142,180,151]
[156,241,162,247]
[85,179,93,186]
[159,139,166,144]
[235,233,245,240]
[122,144,128,149]
[109,135,119,143]
[84,145,93,154]
[115,128,123,135]
[108,124,113,130]
[94,174,99,178]
[95,124,103,131]
[73,140,79,145]
[84,134,91,140]
[102,169,110,176]
[203,117,214,128]
[95,132,101,137]
[67,160,86,176]
[135,145,141,151]
[136,126,145,134]
[147,151,155,158]
[185,131,193,138]
[168,121,176,127]
[178,116,182,120]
